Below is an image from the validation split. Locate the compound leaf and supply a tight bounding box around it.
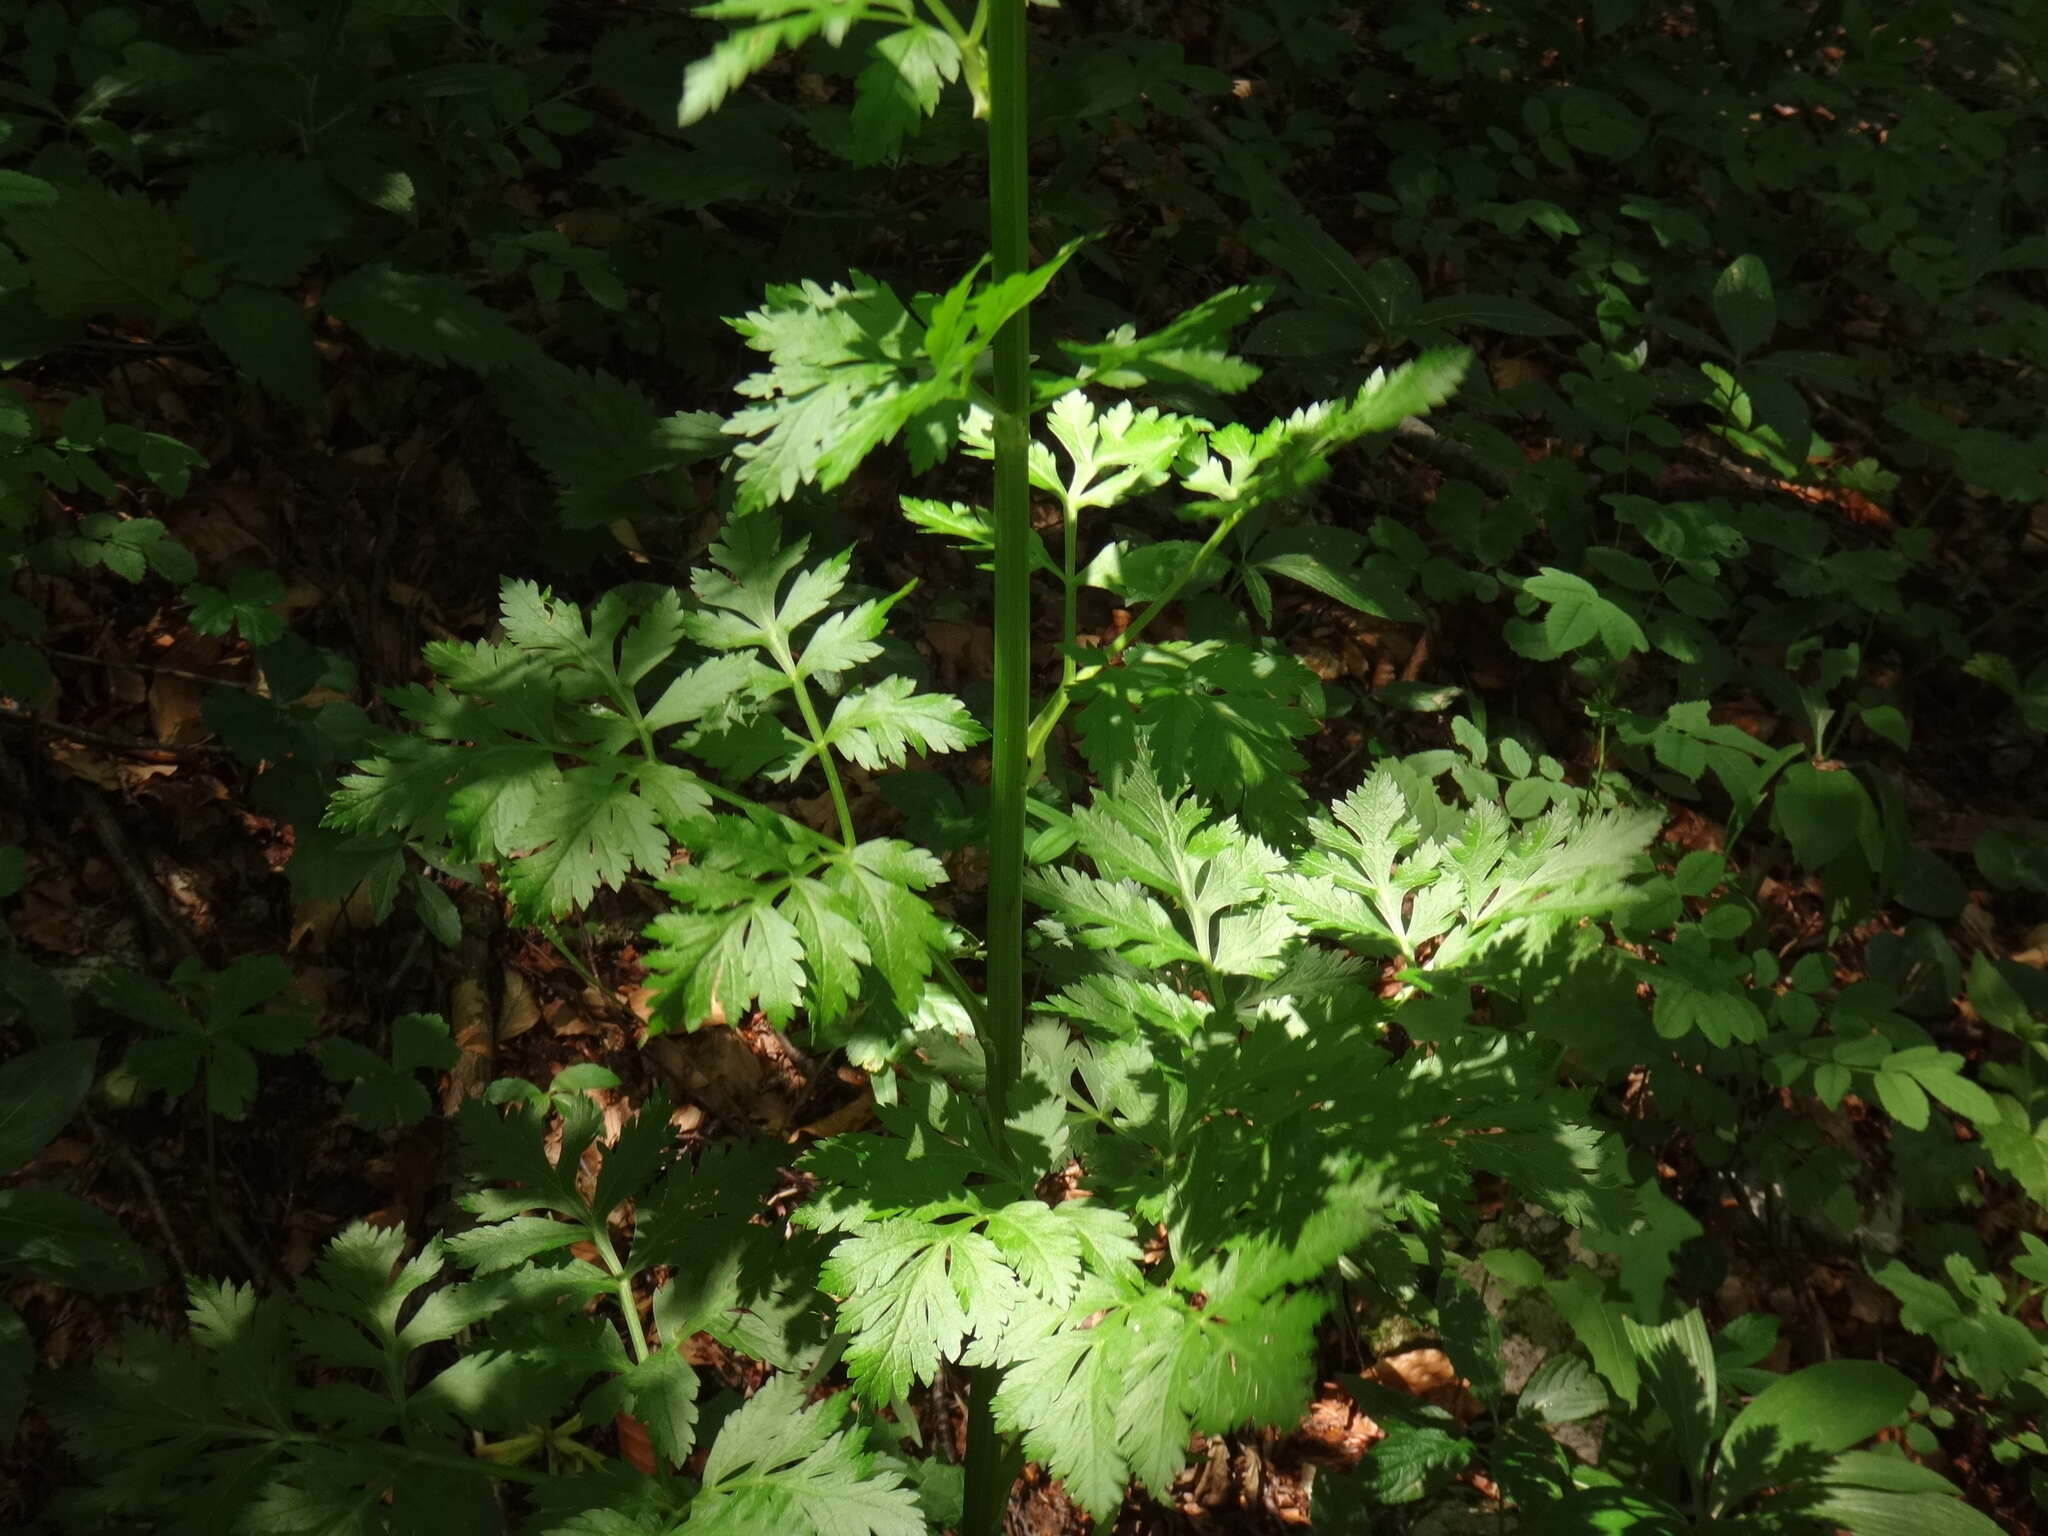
[689,1373,924,1536]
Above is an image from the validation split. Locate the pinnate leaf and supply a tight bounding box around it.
[689,1373,924,1536]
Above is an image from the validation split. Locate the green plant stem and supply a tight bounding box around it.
[1022,506,1249,772]
[1060,496,1079,654]
[788,677,860,848]
[961,1364,1019,1532]
[594,1229,651,1365]
[540,921,608,1000]
[922,0,971,43]
[694,778,843,853]
[933,952,990,1037]
[970,3,1030,1524]
[981,0,1029,1140]
[1107,507,1244,660]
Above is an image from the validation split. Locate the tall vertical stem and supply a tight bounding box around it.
[981,0,1029,1137]
[969,3,1030,1529]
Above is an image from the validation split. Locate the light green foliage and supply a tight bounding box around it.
[721,243,1077,512]
[1049,284,1270,395]
[1177,348,1471,517]
[1277,766,1660,976]
[644,814,950,1028]
[1036,392,1203,512]
[328,581,715,919]
[886,749,1643,1516]
[329,520,978,949]
[680,0,895,127]
[686,1374,924,1535]
[1027,754,1296,983]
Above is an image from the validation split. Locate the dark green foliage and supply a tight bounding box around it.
[4,0,2046,1530]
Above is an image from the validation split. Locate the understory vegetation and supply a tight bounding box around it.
[2,0,2046,1532]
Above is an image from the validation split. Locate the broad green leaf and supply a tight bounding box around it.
[1966,951,2036,1035]
[320,1013,458,1130]
[824,838,951,1012]
[0,1039,95,1174]
[1870,1069,1929,1130]
[1340,1377,1473,1503]
[1516,1354,1608,1423]
[983,1201,1085,1309]
[4,178,186,318]
[1870,1259,2042,1395]
[1026,866,1201,968]
[1583,1181,1704,1317]
[1521,568,1647,658]
[1245,209,1402,328]
[0,1188,160,1291]
[991,1313,1129,1519]
[1545,1268,1639,1406]
[1773,762,1873,868]
[1255,548,1423,623]
[0,171,58,209]
[788,675,984,778]
[614,1348,702,1467]
[1716,1360,1914,1511]
[1623,1310,1716,1495]
[178,155,351,286]
[185,567,288,647]
[202,286,324,415]
[1713,253,1777,359]
[1788,1486,2003,1536]
[1976,1113,2048,1206]
[645,653,765,733]
[646,810,944,1027]
[643,884,807,1027]
[442,1216,587,1274]
[1975,827,2048,892]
